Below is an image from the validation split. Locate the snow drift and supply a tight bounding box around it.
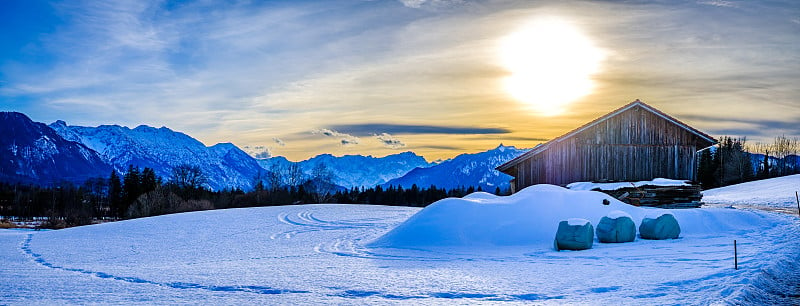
[370,184,775,248]
[703,174,800,208]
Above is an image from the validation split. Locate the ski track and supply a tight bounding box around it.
[19,233,309,296]
[10,205,800,304]
[271,210,392,240]
[16,230,566,303]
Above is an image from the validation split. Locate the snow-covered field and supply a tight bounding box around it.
[703,174,800,209]
[2,184,799,304]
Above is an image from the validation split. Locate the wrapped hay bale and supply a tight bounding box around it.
[639,212,680,240]
[596,210,636,243]
[554,218,594,251]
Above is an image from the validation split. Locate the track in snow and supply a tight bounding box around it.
[19,233,309,296]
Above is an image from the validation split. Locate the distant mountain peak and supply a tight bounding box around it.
[49,121,264,191]
[1,113,111,185]
[382,144,529,191]
[258,151,431,189]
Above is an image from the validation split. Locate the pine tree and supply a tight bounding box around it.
[121,165,142,218]
[141,167,159,193]
[697,148,717,189]
[108,170,123,218]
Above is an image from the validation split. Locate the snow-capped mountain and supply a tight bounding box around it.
[257,152,431,189]
[382,145,529,191]
[0,112,111,185]
[49,121,264,191]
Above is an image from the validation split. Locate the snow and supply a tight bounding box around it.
[567,218,590,226]
[644,211,673,219]
[567,178,691,191]
[703,174,800,208]
[1,186,799,304]
[370,184,654,247]
[607,210,632,219]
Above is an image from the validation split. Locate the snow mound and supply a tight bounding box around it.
[462,191,501,201]
[702,174,800,208]
[370,184,777,248]
[607,210,632,219]
[369,185,650,247]
[567,178,690,191]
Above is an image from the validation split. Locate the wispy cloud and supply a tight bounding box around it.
[2,0,797,161]
[398,0,466,9]
[375,133,406,149]
[329,124,510,136]
[697,1,738,8]
[677,115,800,137]
[341,138,359,146]
[313,128,360,146]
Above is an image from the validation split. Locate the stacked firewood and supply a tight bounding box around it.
[600,184,703,209]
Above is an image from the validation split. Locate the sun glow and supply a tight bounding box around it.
[499,17,605,116]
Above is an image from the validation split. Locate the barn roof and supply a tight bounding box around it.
[497,100,718,172]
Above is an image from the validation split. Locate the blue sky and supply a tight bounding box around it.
[1,0,798,161]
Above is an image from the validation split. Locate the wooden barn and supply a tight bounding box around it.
[497,100,717,196]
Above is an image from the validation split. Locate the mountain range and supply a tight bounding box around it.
[49,120,264,191]
[2,111,526,192]
[257,152,431,189]
[382,144,526,191]
[0,113,111,185]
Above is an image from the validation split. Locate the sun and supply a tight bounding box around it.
[499,17,605,116]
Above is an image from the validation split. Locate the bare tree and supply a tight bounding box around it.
[266,163,284,191]
[170,164,207,190]
[309,163,336,203]
[284,163,304,187]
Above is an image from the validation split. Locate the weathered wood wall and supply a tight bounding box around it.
[513,106,711,188]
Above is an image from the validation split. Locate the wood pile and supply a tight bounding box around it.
[598,184,703,209]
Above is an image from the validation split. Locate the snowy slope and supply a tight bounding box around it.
[0,112,111,185]
[49,121,263,191]
[258,152,431,189]
[1,188,798,304]
[703,174,800,208]
[383,144,528,191]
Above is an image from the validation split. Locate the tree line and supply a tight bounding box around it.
[697,135,800,189]
[0,162,505,229]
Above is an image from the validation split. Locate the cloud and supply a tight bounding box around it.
[496,136,550,142]
[3,0,798,160]
[273,137,286,147]
[313,128,360,146]
[329,124,510,136]
[678,114,800,138]
[313,128,347,138]
[340,138,359,146]
[398,0,464,9]
[416,145,464,150]
[697,1,738,8]
[375,133,406,149]
[241,145,272,159]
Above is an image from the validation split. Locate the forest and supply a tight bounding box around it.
[0,163,490,229]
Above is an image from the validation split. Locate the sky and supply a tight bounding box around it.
[1,0,798,161]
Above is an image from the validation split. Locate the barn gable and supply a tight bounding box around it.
[497,100,717,189]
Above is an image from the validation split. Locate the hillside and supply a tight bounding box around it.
[0,112,111,185]
[702,174,800,208]
[49,121,264,191]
